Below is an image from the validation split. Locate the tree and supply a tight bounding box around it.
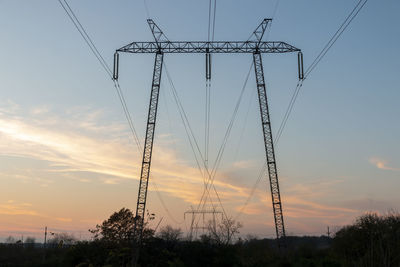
[24,237,36,248]
[333,212,400,266]
[157,225,182,243]
[89,208,135,244]
[206,217,243,245]
[5,236,15,244]
[89,207,155,245]
[24,237,35,244]
[48,233,76,247]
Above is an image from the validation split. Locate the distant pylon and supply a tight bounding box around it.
[184,206,223,240]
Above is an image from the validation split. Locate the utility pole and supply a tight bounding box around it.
[43,226,47,262]
[44,226,47,247]
[114,18,303,257]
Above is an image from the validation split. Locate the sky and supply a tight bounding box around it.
[0,0,399,242]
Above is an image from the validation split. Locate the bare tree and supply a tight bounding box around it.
[206,217,243,245]
[5,236,15,244]
[48,233,76,247]
[25,237,35,244]
[157,225,182,243]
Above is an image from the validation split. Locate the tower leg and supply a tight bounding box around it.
[253,52,286,247]
[135,51,164,244]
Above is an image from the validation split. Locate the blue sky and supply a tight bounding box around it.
[0,0,399,241]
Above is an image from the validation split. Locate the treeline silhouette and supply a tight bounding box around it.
[1,208,399,266]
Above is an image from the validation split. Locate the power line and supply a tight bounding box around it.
[203,0,217,226]
[57,0,142,152]
[196,61,253,223]
[150,178,184,224]
[304,0,368,79]
[58,0,111,77]
[275,0,368,144]
[235,163,266,220]
[236,0,369,218]
[143,0,151,19]
[211,0,217,41]
[163,63,219,211]
[58,0,189,226]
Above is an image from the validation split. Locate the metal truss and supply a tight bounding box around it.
[134,52,164,242]
[253,51,286,245]
[115,18,303,253]
[117,41,299,54]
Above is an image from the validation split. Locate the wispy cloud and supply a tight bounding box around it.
[369,157,399,171]
[231,160,255,169]
[1,102,389,236]
[0,104,244,206]
[0,201,39,216]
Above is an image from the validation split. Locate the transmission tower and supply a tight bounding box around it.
[184,206,223,240]
[113,18,304,252]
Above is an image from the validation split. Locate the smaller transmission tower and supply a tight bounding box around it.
[184,206,223,240]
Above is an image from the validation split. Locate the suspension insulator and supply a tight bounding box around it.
[298,51,304,80]
[113,52,119,80]
[206,52,211,80]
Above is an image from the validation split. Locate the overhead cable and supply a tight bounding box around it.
[57,0,142,152]
[275,0,368,144]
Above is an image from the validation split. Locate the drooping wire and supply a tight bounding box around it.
[304,0,368,78]
[188,0,219,237]
[207,0,212,42]
[275,0,368,145]
[196,61,253,223]
[275,80,302,145]
[163,64,217,200]
[58,0,190,225]
[57,0,142,152]
[143,0,151,19]
[236,0,369,219]
[150,178,184,224]
[264,0,280,41]
[234,163,266,220]
[211,0,217,41]
[232,84,257,162]
[233,0,283,218]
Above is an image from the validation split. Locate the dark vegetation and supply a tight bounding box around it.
[1,209,399,267]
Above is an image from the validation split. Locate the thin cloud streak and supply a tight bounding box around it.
[0,104,381,236]
[369,157,399,171]
[0,106,245,206]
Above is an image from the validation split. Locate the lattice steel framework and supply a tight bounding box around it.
[253,51,285,242]
[114,18,303,249]
[135,51,163,242]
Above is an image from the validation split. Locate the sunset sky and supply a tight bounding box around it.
[0,0,399,242]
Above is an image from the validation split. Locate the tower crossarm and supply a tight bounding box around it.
[117,41,300,54]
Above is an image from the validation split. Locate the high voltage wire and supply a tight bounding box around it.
[139,0,223,226]
[57,0,142,152]
[150,178,184,225]
[163,63,221,213]
[304,0,368,79]
[196,61,253,226]
[143,0,151,19]
[201,0,217,230]
[212,0,217,41]
[58,0,189,225]
[236,0,369,218]
[233,2,279,219]
[275,0,368,144]
[140,0,228,230]
[235,163,266,220]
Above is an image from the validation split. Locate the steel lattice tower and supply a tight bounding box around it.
[113,18,304,251]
